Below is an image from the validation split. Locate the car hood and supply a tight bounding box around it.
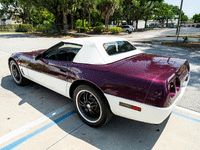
[111,53,186,80]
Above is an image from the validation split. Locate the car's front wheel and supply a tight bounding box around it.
[73,85,112,127]
[9,60,28,86]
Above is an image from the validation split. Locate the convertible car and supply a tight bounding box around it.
[8,37,190,127]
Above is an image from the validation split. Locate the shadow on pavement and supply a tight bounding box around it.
[1,75,169,150]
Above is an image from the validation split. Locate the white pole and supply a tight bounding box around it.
[176,0,183,42]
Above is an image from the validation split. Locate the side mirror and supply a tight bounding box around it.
[35,53,43,60]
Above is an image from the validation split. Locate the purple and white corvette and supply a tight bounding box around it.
[8,37,190,127]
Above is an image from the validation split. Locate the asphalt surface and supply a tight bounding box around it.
[0,28,200,150]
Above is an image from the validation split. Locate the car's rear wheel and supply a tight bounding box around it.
[9,60,28,86]
[73,85,112,127]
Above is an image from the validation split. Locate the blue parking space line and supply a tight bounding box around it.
[172,111,200,123]
[0,109,76,150]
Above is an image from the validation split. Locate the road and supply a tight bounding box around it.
[0,28,200,150]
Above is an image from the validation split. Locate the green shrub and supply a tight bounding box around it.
[183,36,188,43]
[35,24,46,32]
[93,26,104,33]
[10,24,17,30]
[79,27,89,33]
[35,24,52,33]
[95,22,103,27]
[109,27,123,34]
[75,19,89,32]
[15,24,35,32]
[3,26,9,31]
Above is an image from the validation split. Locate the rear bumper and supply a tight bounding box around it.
[105,74,190,124]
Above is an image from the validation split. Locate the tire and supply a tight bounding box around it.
[73,85,113,127]
[9,60,28,86]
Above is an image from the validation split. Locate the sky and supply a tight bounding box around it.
[164,0,200,18]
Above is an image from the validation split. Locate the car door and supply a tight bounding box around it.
[27,42,82,97]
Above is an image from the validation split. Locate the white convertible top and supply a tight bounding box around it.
[62,37,142,65]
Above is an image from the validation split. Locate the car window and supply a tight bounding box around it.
[123,26,129,28]
[43,42,82,61]
[103,41,136,56]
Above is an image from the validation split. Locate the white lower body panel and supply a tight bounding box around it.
[19,66,70,98]
[105,74,190,124]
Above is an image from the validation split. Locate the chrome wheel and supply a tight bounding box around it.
[73,85,113,127]
[10,61,22,84]
[9,60,28,85]
[76,90,102,123]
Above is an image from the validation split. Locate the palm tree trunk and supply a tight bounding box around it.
[105,16,109,31]
[89,8,91,28]
[136,20,138,29]
[71,14,73,30]
[145,19,147,28]
[63,8,68,34]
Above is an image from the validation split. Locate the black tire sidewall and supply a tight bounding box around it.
[10,60,23,85]
[73,85,108,127]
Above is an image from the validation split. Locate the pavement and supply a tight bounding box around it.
[0,28,200,150]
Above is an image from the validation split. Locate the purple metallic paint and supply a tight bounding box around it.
[9,50,189,108]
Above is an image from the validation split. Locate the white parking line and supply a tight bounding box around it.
[174,106,200,117]
[0,51,10,55]
[0,103,73,145]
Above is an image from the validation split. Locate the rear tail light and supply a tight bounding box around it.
[132,106,141,111]
[169,82,175,93]
[181,68,185,74]
[175,77,180,91]
[168,82,176,98]
[187,64,190,74]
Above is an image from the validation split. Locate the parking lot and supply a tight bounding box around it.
[0,28,200,150]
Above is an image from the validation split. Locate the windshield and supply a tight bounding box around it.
[103,41,136,56]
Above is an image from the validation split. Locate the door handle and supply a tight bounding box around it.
[60,68,68,72]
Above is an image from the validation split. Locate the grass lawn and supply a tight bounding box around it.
[0,31,18,33]
[166,35,200,38]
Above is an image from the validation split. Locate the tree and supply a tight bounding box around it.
[22,0,63,32]
[84,0,97,28]
[142,0,163,28]
[110,5,123,25]
[192,13,200,23]
[62,0,79,33]
[181,12,188,24]
[119,0,163,29]
[97,0,119,31]
[154,2,181,27]
[154,2,170,26]
[0,0,51,25]
[0,0,20,23]
[120,0,133,25]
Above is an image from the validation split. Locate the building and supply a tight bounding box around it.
[0,7,22,25]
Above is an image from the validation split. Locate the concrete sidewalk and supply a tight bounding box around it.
[1,105,199,150]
